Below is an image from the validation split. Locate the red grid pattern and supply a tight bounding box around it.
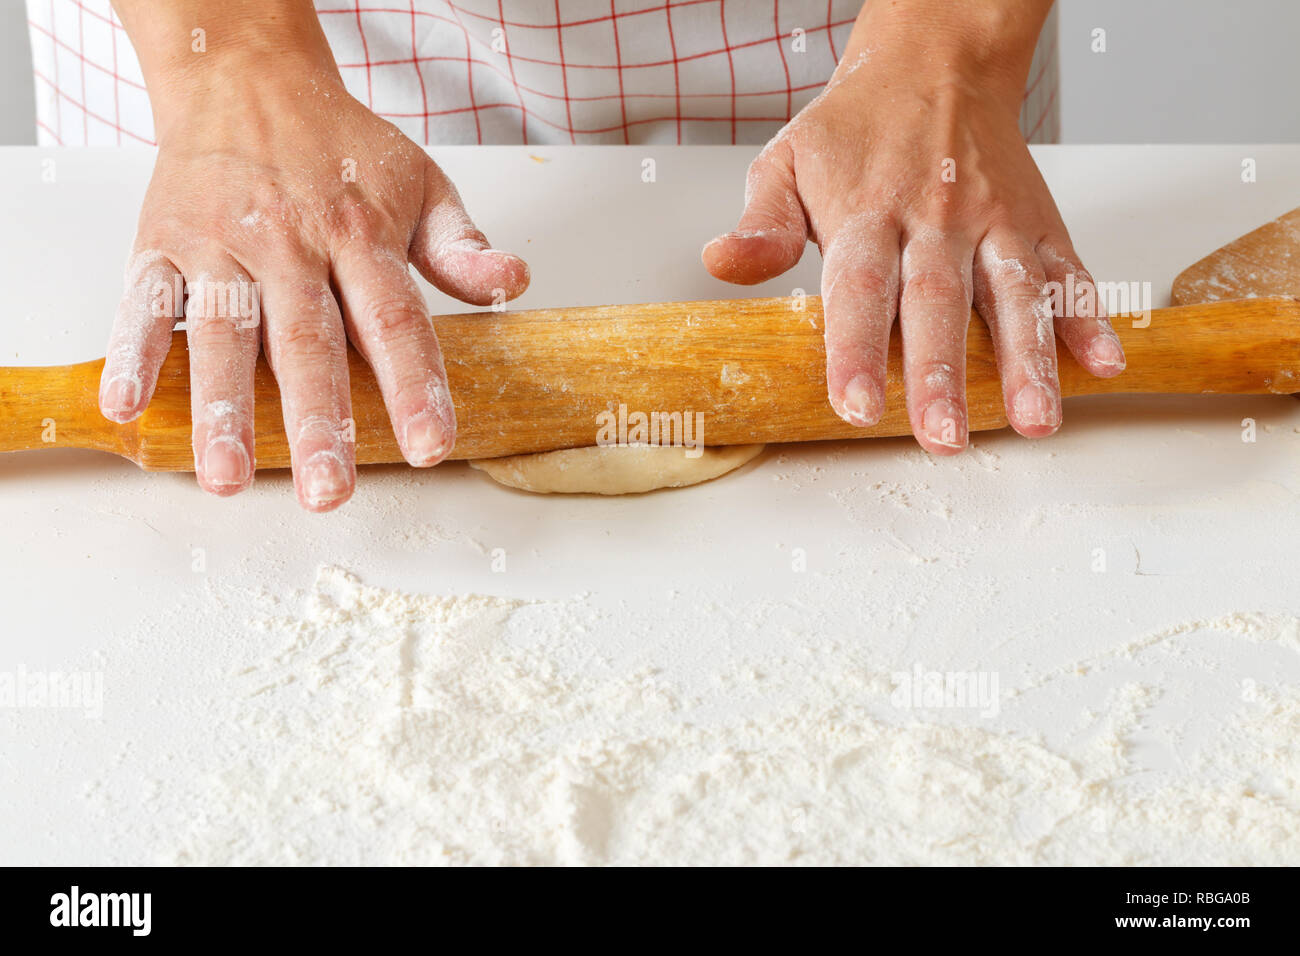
[25,0,1058,147]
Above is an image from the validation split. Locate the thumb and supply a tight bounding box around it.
[409,161,530,307]
[702,141,808,286]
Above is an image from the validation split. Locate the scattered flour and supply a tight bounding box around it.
[1009,611,1300,696]
[163,567,1300,866]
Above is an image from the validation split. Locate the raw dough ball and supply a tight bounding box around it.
[469,444,765,495]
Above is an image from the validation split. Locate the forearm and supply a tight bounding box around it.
[111,0,339,137]
[840,0,1054,103]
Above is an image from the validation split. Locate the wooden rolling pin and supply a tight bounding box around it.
[2,295,1299,471]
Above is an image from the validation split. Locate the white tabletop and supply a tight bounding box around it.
[2,145,1299,864]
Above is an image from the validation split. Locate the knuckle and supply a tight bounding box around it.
[1001,276,1051,306]
[184,240,231,269]
[1022,261,1051,292]
[123,248,173,285]
[980,245,1048,290]
[1016,358,1060,386]
[293,279,336,314]
[847,267,896,304]
[250,224,310,266]
[186,312,245,350]
[1012,337,1060,375]
[824,261,896,306]
[361,298,429,338]
[274,319,341,357]
[294,413,349,443]
[748,137,791,175]
[744,157,776,192]
[1009,309,1056,353]
[392,367,445,405]
[139,218,194,251]
[186,278,261,331]
[246,179,291,220]
[834,191,895,228]
[1054,313,1097,337]
[422,157,453,193]
[914,188,967,229]
[826,322,889,369]
[902,268,968,304]
[915,359,963,394]
[1036,238,1081,273]
[327,193,389,246]
[120,279,180,325]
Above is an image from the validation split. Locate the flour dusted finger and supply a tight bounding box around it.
[702,139,808,286]
[333,244,455,467]
[819,211,900,428]
[407,160,529,307]
[184,260,261,496]
[898,230,973,454]
[1038,238,1126,378]
[974,233,1062,439]
[260,263,356,512]
[99,250,181,423]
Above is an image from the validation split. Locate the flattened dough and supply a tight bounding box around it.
[469,444,765,495]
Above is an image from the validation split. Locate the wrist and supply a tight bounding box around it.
[150,52,344,144]
[843,0,1050,106]
[112,0,341,139]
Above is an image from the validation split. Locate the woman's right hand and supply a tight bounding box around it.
[100,2,528,511]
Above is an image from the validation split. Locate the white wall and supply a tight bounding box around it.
[1059,0,1300,142]
[1,0,37,144]
[3,1,1300,145]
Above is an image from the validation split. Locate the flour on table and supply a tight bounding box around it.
[161,567,1300,866]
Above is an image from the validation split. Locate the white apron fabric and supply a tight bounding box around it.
[26,1,1059,146]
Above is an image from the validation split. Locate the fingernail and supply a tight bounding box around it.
[477,249,530,287]
[403,410,452,466]
[1013,383,1060,429]
[446,236,490,254]
[1088,335,1126,371]
[703,232,755,252]
[302,452,350,506]
[922,399,964,448]
[101,374,141,418]
[840,374,883,426]
[203,436,251,488]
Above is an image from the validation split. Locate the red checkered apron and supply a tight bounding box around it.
[26,1,1059,146]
